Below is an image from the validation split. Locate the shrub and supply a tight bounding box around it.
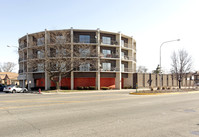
[162,87,166,90]
[77,86,84,90]
[167,87,171,90]
[101,87,109,90]
[61,86,69,90]
[123,86,132,89]
[89,86,96,90]
[128,86,133,89]
[50,87,56,90]
[84,87,89,90]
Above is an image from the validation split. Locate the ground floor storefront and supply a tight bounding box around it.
[22,72,133,90]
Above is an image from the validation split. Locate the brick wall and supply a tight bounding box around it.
[74,78,96,89]
[100,78,115,89]
[36,78,45,87]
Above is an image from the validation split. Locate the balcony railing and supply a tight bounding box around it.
[18,58,23,62]
[28,68,44,72]
[100,67,119,72]
[74,53,98,58]
[100,53,119,59]
[121,55,134,61]
[19,44,27,49]
[100,40,118,45]
[73,38,97,44]
[18,57,27,62]
[18,69,27,73]
[18,70,23,74]
[74,67,97,72]
[28,55,45,59]
[121,68,134,72]
[121,43,133,49]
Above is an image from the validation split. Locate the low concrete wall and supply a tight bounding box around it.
[133,73,195,89]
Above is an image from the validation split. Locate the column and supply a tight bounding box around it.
[115,32,121,89]
[70,27,74,90]
[96,28,101,90]
[26,33,30,90]
[45,29,50,90]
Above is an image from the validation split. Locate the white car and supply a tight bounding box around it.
[3,85,28,93]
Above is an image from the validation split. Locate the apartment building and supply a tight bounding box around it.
[18,28,136,90]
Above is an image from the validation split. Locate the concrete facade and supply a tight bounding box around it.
[18,28,136,90]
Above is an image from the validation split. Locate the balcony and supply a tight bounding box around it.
[100,40,118,46]
[18,70,23,74]
[73,38,97,44]
[37,38,45,46]
[28,68,44,73]
[18,69,27,74]
[121,43,133,49]
[28,54,45,60]
[74,67,97,72]
[100,53,119,59]
[100,67,119,72]
[18,58,23,62]
[121,55,134,61]
[19,44,27,50]
[121,68,134,73]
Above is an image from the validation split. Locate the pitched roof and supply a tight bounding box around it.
[0,72,18,80]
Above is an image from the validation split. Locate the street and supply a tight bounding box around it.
[0,91,199,137]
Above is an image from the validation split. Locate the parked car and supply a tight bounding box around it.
[3,85,28,93]
[0,84,6,91]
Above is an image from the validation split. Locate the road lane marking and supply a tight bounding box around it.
[0,97,132,110]
[0,94,125,103]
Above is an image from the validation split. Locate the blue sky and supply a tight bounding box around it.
[0,0,198,73]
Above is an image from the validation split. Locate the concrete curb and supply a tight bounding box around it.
[129,91,199,95]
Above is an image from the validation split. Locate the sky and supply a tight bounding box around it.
[0,0,198,73]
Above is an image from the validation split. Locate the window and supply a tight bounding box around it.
[121,52,124,59]
[79,63,90,71]
[61,63,67,71]
[79,35,90,43]
[102,37,111,44]
[37,51,44,59]
[121,64,125,72]
[102,63,111,71]
[37,38,44,46]
[79,48,90,57]
[56,36,66,44]
[50,48,59,57]
[102,49,111,57]
[121,40,124,47]
[61,50,67,56]
[37,63,44,72]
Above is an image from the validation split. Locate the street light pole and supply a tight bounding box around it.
[159,39,180,87]
[7,45,25,88]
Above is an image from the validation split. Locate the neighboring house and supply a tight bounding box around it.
[193,71,199,86]
[18,28,137,90]
[0,72,19,86]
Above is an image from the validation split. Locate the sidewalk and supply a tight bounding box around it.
[37,89,137,94]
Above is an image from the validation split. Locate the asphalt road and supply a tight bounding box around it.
[0,91,199,137]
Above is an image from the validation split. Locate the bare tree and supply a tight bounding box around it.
[170,49,192,89]
[137,66,148,73]
[28,31,97,90]
[1,62,16,72]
